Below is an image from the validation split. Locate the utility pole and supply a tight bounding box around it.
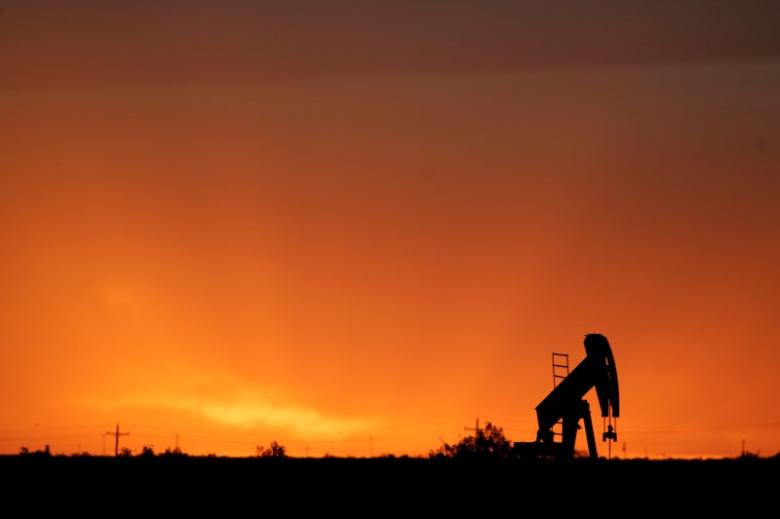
[465,417,480,438]
[105,424,129,456]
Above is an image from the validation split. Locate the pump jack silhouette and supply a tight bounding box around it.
[514,333,620,459]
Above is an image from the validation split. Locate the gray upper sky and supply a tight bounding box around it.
[2,1,780,85]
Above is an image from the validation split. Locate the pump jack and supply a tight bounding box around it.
[514,333,619,459]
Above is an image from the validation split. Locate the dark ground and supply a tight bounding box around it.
[1,455,776,512]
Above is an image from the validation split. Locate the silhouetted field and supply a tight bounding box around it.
[0,455,775,510]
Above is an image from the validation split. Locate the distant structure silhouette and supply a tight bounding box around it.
[106,424,129,457]
[514,333,620,459]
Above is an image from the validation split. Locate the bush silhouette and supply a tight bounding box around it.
[160,446,187,457]
[257,441,287,458]
[430,422,512,460]
[140,446,156,458]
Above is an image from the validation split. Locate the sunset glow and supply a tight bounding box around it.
[1,1,779,459]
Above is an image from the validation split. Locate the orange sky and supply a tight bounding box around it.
[1,1,779,458]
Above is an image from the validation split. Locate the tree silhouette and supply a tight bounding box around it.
[257,441,287,458]
[430,422,513,460]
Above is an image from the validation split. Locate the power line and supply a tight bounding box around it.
[620,420,780,435]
